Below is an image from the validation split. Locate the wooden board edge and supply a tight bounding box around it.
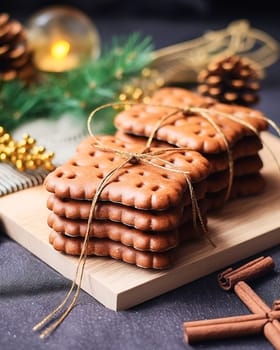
[0,213,119,310]
[115,227,280,310]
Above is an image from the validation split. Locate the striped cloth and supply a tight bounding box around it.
[0,163,48,196]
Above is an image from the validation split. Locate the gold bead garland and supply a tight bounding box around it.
[0,126,55,172]
[119,68,165,103]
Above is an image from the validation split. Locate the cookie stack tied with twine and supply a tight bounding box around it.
[44,134,211,270]
[114,87,268,210]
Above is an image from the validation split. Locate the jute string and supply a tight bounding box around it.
[33,101,279,338]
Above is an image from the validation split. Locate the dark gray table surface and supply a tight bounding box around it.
[1,8,280,350]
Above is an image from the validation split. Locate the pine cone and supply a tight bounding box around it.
[197,55,263,106]
[0,13,36,83]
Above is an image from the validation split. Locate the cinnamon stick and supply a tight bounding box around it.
[217,256,280,349]
[234,281,270,313]
[218,256,275,290]
[183,256,280,348]
[183,313,267,343]
[184,311,280,344]
[230,278,280,350]
[264,322,280,350]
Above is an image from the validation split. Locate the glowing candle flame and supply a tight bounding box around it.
[51,40,70,59]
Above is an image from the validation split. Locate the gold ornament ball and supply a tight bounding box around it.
[26,6,100,72]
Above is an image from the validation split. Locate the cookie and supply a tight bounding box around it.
[150,88,268,133]
[47,194,208,232]
[49,230,174,269]
[116,131,263,175]
[232,155,263,176]
[115,130,171,148]
[230,136,263,159]
[48,212,201,252]
[206,173,265,210]
[44,135,210,210]
[102,134,262,194]
[149,86,211,107]
[207,171,231,193]
[207,154,263,193]
[114,87,267,154]
[205,136,263,173]
[230,173,266,197]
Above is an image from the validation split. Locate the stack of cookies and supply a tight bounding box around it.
[114,87,268,210]
[44,135,211,269]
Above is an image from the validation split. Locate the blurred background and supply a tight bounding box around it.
[2,0,280,46]
[2,0,279,21]
[3,0,279,114]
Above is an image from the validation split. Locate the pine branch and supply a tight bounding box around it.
[0,33,154,133]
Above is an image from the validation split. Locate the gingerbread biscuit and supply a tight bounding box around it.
[48,219,206,269]
[205,136,263,173]
[150,87,268,133]
[232,155,263,176]
[44,135,210,211]
[115,130,171,148]
[207,154,263,193]
[207,171,230,193]
[150,86,211,107]
[114,87,267,154]
[48,213,178,251]
[206,173,265,210]
[48,212,202,252]
[116,131,263,175]
[230,173,266,198]
[47,194,208,232]
[230,136,263,159]
[116,131,263,158]
[49,230,174,269]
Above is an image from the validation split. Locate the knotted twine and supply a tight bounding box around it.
[33,101,280,339]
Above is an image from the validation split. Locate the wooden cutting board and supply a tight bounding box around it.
[1,132,280,311]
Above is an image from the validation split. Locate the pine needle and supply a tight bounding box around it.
[0,33,154,133]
